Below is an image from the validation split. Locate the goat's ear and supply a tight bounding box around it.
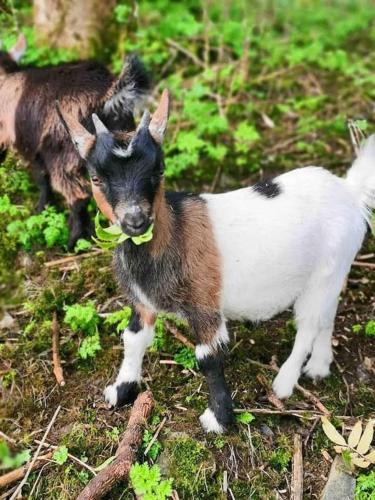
[9,33,27,62]
[56,103,95,159]
[149,89,170,144]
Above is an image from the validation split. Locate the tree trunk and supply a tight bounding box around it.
[33,0,116,58]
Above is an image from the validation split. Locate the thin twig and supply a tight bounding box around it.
[353,261,375,269]
[291,434,303,500]
[248,359,330,415]
[9,405,61,499]
[34,440,97,476]
[234,408,323,420]
[256,374,285,411]
[44,249,103,268]
[143,417,167,456]
[52,312,65,386]
[164,320,194,349]
[166,38,205,68]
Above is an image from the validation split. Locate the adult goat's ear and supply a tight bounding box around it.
[149,89,170,144]
[56,102,95,159]
[9,33,27,62]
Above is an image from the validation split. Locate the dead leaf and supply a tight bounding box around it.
[321,417,347,447]
[351,454,370,468]
[356,420,374,455]
[334,445,346,453]
[348,421,362,448]
[365,450,375,464]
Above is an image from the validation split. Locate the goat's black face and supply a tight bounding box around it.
[0,52,19,75]
[87,128,163,236]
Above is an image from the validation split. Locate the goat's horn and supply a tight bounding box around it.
[92,113,109,135]
[137,110,151,131]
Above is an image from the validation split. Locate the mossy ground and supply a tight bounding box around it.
[1,1,375,498]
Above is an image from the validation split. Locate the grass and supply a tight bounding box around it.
[1,0,375,498]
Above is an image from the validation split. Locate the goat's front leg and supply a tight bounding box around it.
[104,306,155,408]
[193,315,233,433]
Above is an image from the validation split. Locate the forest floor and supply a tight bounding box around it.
[0,161,374,499]
[1,1,375,498]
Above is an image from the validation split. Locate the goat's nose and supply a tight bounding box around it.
[123,207,147,230]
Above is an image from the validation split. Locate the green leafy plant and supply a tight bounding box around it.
[0,441,31,470]
[74,238,93,253]
[236,411,255,425]
[356,471,375,500]
[64,302,101,359]
[174,347,197,370]
[129,462,173,500]
[352,324,362,334]
[104,307,132,333]
[53,445,69,465]
[321,417,375,469]
[364,321,375,338]
[7,206,68,250]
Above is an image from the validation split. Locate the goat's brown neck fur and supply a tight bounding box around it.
[149,180,172,257]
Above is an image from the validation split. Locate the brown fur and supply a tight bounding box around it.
[149,181,172,257]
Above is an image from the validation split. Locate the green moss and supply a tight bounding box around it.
[166,436,218,498]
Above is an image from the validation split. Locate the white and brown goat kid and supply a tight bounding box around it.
[59,90,375,433]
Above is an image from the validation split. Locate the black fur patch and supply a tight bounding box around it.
[128,309,142,333]
[116,381,140,407]
[253,178,281,198]
[198,354,234,428]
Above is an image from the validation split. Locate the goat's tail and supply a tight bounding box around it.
[346,134,375,210]
[103,54,151,123]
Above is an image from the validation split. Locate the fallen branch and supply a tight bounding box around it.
[10,405,61,499]
[291,434,303,500]
[52,313,65,387]
[164,320,194,349]
[77,391,155,500]
[44,249,103,268]
[0,453,53,490]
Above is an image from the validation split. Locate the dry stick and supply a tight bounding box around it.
[291,434,303,500]
[234,408,322,420]
[44,249,103,268]
[256,374,285,411]
[248,359,330,415]
[51,312,65,387]
[9,405,61,500]
[34,440,96,476]
[143,416,167,457]
[77,391,155,500]
[166,38,205,68]
[0,453,53,490]
[164,320,194,349]
[352,261,375,269]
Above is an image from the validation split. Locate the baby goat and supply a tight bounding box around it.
[0,34,150,249]
[59,90,375,433]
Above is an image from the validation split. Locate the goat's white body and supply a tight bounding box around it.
[202,167,366,322]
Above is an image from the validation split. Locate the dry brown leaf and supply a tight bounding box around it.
[348,421,362,448]
[321,417,347,447]
[334,445,346,453]
[356,420,374,455]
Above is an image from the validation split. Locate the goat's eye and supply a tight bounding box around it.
[91,176,102,186]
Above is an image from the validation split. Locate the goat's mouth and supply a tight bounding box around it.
[120,220,152,237]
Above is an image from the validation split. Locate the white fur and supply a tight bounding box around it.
[199,408,224,433]
[104,325,154,406]
[202,135,375,398]
[195,321,229,360]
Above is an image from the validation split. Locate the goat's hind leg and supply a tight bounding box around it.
[104,306,155,408]
[273,277,342,399]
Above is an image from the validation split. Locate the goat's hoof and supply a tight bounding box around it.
[272,369,298,399]
[303,358,331,380]
[199,408,226,434]
[104,381,139,408]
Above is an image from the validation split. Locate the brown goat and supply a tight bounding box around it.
[0,34,150,249]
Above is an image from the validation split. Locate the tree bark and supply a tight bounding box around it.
[33,0,116,58]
